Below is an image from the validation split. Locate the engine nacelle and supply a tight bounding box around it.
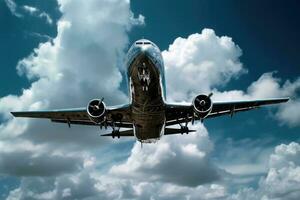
[87,99,106,124]
[193,94,213,119]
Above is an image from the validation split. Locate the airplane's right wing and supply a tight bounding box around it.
[209,97,289,118]
[165,97,289,126]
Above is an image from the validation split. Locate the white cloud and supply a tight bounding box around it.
[6,169,101,200]
[4,0,22,17]
[109,123,222,187]
[23,5,38,14]
[163,28,246,102]
[7,170,227,200]
[227,142,300,200]
[39,12,53,25]
[8,141,300,200]
[22,4,53,25]
[130,14,145,26]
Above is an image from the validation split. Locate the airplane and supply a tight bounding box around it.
[11,39,289,143]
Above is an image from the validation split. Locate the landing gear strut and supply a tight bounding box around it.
[111,121,121,139]
[180,126,189,134]
[178,114,190,134]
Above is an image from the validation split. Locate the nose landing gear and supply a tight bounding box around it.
[138,62,150,91]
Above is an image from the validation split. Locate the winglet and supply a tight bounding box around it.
[272,97,290,104]
[284,97,290,102]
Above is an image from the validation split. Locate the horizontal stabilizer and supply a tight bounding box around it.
[101,129,134,137]
[100,128,197,137]
[164,128,196,135]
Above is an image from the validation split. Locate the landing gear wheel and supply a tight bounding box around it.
[180,126,189,134]
[112,130,120,139]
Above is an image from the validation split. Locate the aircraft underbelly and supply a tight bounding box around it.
[128,54,165,142]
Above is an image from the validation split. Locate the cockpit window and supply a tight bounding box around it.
[136,41,152,45]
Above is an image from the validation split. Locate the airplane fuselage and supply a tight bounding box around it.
[126,39,166,143]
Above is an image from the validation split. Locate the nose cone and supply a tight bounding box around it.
[135,39,152,51]
[126,39,159,69]
[136,45,151,57]
[135,38,152,44]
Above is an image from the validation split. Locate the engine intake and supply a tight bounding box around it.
[87,99,106,124]
[193,94,213,119]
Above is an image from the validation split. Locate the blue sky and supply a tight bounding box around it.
[0,0,300,199]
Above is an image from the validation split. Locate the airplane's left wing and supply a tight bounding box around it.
[165,97,289,126]
[11,103,133,128]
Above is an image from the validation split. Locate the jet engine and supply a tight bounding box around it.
[87,99,106,124]
[193,94,213,119]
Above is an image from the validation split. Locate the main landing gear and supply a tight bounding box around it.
[99,120,121,139]
[111,129,120,139]
[111,121,121,139]
[179,115,190,134]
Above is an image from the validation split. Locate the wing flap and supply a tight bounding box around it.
[51,119,133,128]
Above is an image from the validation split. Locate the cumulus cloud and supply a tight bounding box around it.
[8,141,300,200]
[6,170,101,200]
[110,124,223,187]
[7,170,227,200]
[260,142,300,199]
[163,28,246,102]
[227,142,300,200]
